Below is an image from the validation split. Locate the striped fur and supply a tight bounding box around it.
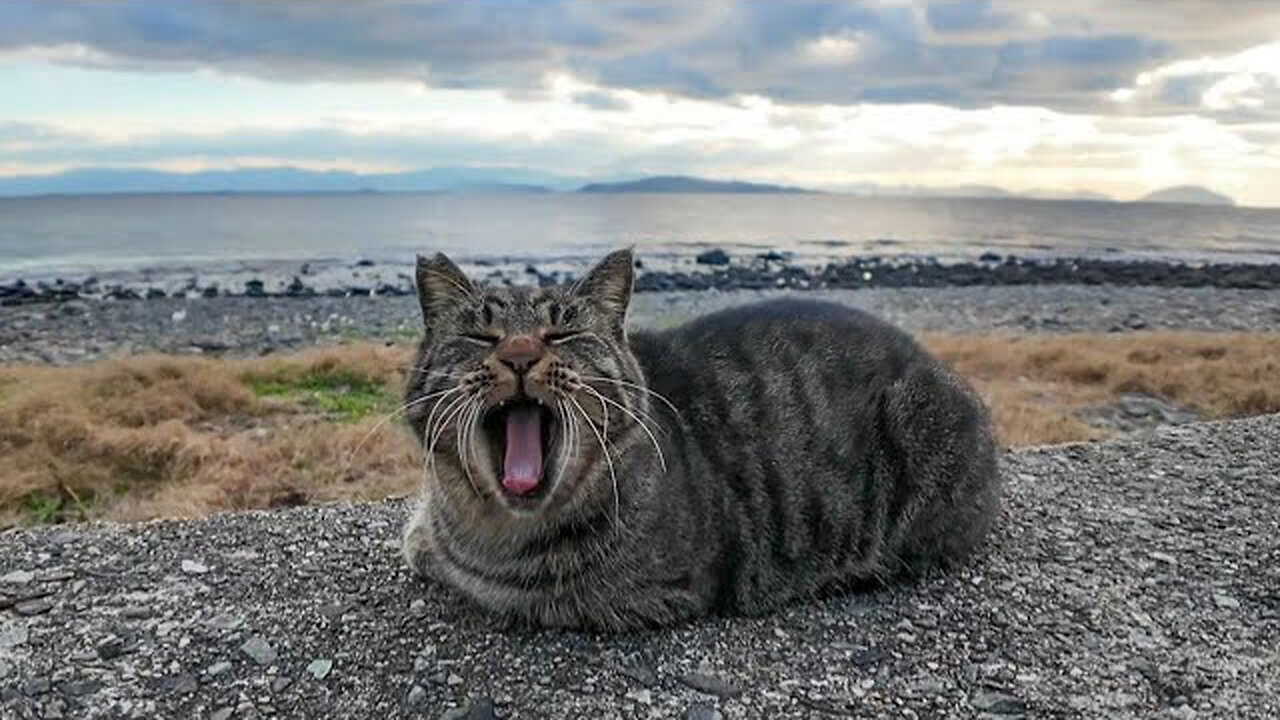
[402,249,1001,631]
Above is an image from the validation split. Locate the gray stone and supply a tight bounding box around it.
[35,569,74,583]
[210,708,233,720]
[678,673,741,699]
[204,613,243,631]
[618,664,658,687]
[96,636,129,660]
[206,661,232,677]
[683,705,724,720]
[271,676,293,693]
[180,560,209,575]
[14,599,54,616]
[1213,594,1241,610]
[973,691,1027,715]
[239,636,278,666]
[0,570,33,585]
[439,698,496,720]
[160,674,198,695]
[306,659,333,680]
[625,688,653,704]
[405,685,428,708]
[0,623,29,649]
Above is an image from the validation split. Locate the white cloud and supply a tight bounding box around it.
[799,32,863,66]
[1111,41,1280,117]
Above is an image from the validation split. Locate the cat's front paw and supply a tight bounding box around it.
[401,506,434,579]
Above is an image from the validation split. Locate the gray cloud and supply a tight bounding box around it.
[571,90,632,112]
[1,0,1278,118]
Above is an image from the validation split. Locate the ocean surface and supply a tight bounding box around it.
[3,193,1279,292]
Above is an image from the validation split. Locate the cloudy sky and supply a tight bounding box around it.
[2,0,1279,204]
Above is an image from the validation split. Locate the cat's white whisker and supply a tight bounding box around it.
[425,392,474,488]
[580,386,667,473]
[348,384,461,464]
[455,398,478,496]
[578,374,682,419]
[569,394,619,530]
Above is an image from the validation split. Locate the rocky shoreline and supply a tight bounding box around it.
[4,285,1280,366]
[5,253,1280,306]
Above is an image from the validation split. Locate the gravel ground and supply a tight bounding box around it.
[4,285,1280,365]
[2,414,1277,719]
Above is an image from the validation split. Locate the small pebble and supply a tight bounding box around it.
[205,613,243,630]
[96,636,129,660]
[162,674,198,695]
[618,664,657,687]
[240,636,278,666]
[678,673,741,699]
[180,560,209,575]
[0,624,29,649]
[0,570,33,585]
[972,691,1027,715]
[1213,594,1241,610]
[307,659,333,680]
[406,685,428,707]
[684,706,724,720]
[14,599,54,616]
[625,689,653,704]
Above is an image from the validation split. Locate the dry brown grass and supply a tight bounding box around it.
[0,346,419,528]
[2,331,1277,527]
[926,331,1280,446]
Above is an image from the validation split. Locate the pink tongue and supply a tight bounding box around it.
[502,405,544,495]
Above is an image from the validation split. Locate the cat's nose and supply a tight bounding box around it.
[495,334,545,374]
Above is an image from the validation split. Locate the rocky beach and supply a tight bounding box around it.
[3,252,1280,365]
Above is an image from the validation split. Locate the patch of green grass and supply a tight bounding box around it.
[244,369,395,422]
[27,493,64,524]
[25,487,94,525]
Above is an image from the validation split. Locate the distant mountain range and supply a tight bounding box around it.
[1136,185,1235,206]
[579,175,810,194]
[0,167,1238,206]
[0,166,589,195]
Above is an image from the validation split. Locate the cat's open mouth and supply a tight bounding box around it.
[483,399,558,501]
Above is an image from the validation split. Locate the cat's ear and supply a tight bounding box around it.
[573,248,634,323]
[415,253,474,324]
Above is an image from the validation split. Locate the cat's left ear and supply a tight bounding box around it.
[573,248,634,324]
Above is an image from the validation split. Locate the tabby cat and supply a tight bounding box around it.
[402,249,1000,630]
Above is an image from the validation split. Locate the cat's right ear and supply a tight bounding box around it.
[415,253,474,325]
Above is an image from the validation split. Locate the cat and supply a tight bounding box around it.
[401,248,1001,631]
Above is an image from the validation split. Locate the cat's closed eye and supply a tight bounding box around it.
[543,330,583,345]
[460,332,500,346]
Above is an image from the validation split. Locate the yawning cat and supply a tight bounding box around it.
[402,249,1000,630]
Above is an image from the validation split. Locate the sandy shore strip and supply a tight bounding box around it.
[2,413,1277,718]
[4,285,1280,365]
